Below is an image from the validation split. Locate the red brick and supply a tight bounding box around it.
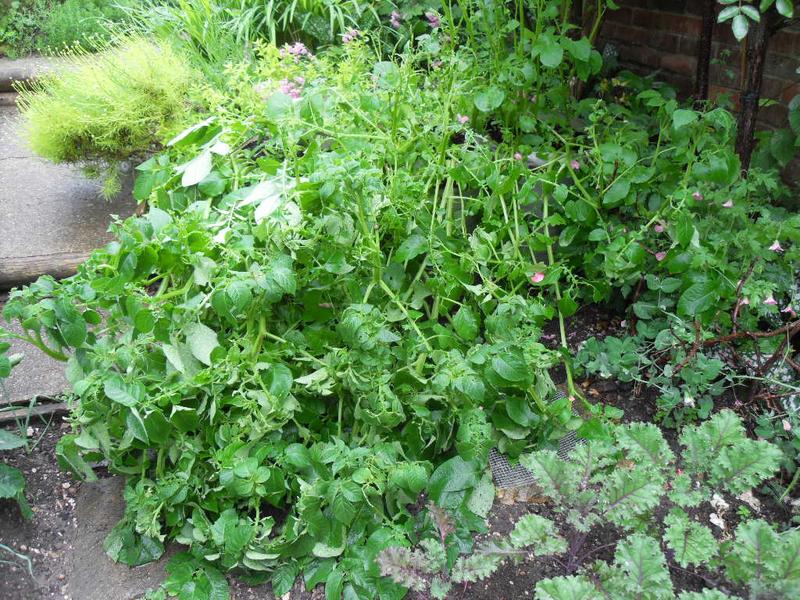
[758,103,789,128]
[781,82,800,105]
[630,8,699,33]
[771,30,800,56]
[760,76,792,102]
[660,53,697,77]
[607,7,635,25]
[763,52,800,81]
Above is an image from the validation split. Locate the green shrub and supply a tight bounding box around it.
[18,37,195,165]
[38,0,135,53]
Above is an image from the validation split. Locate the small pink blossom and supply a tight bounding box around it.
[530,272,545,283]
[280,42,314,62]
[764,294,778,306]
[456,114,469,125]
[390,11,402,29]
[654,251,667,262]
[739,297,750,306]
[279,77,305,99]
[654,223,665,233]
[570,159,580,170]
[341,29,360,43]
[722,199,734,208]
[783,419,793,432]
[692,191,704,202]
[769,240,784,252]
[426,12,441,28]
[782,305,797,317]
[514,152,523,161]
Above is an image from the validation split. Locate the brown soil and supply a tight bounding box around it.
[0,418,76,600]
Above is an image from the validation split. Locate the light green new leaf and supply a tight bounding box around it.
[535,575,599,600]
[0,430,26,451]
[510,514,565,554]
[0,464,32,519]
[185,322,220,366]
[664,509,718,567]
[104,376,145,407]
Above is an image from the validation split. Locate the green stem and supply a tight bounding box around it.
[542,191,578,399]
[379,280,433,352]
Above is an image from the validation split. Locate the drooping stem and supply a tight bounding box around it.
[542,189,578,399]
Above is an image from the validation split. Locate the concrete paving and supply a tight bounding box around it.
[0,56,71,92]
[0,104,137,262]
[0,298,69,406]
[68,477,172,600]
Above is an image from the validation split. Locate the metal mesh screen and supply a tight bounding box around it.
[489,390,585,491]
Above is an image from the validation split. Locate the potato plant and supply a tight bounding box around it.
[2,0,799,598]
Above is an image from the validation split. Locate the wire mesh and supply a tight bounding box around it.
[489,390,585,491]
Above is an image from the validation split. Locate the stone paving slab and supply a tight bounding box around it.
[0,299,69,406]
[68,477,172,600]
[0,105,137,263]
[0,56,71,92]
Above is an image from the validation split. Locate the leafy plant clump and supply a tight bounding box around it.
[0,0,136,58]
[4,0,800,598]
[18,36,196,183]
[382,411,797,598]
[3,26,588,597]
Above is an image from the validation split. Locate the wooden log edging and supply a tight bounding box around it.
[0,251,90,291]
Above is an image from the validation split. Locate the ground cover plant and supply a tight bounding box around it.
[17,36,197,196]
[2,0,799,598]
[380,411,796,598]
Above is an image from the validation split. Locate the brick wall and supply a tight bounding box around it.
[600,0,800,130]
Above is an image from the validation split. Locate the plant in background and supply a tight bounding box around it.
[18,36,196,196]
[0,343,32,521]
[0,0,136,57]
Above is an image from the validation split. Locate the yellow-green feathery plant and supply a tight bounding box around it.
[18,37,195,167]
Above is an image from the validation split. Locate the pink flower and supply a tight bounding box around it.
[654,223,665,233]
[783,419,792,432]
[692,191,704,202]
[390,11,402,29]
[341,29,360,43]
[769,240,784,252]
[655,251,667,262]
[280,42,314,62]
[782,305,797,317]
[764,294,778,306]
[279,77,305,99]
[426,12,441,28]
[530,272,545,283]
[739,297,750,306]
[722,199,734,208]
[570,159,580,170]
[514,152,523,161]
[456,114,469,125]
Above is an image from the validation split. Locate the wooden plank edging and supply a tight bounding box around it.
[0,251,90,291]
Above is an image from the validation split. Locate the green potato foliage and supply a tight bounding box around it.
[4,0,799,598]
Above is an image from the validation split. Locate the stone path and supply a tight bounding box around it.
[0,104,136,266]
